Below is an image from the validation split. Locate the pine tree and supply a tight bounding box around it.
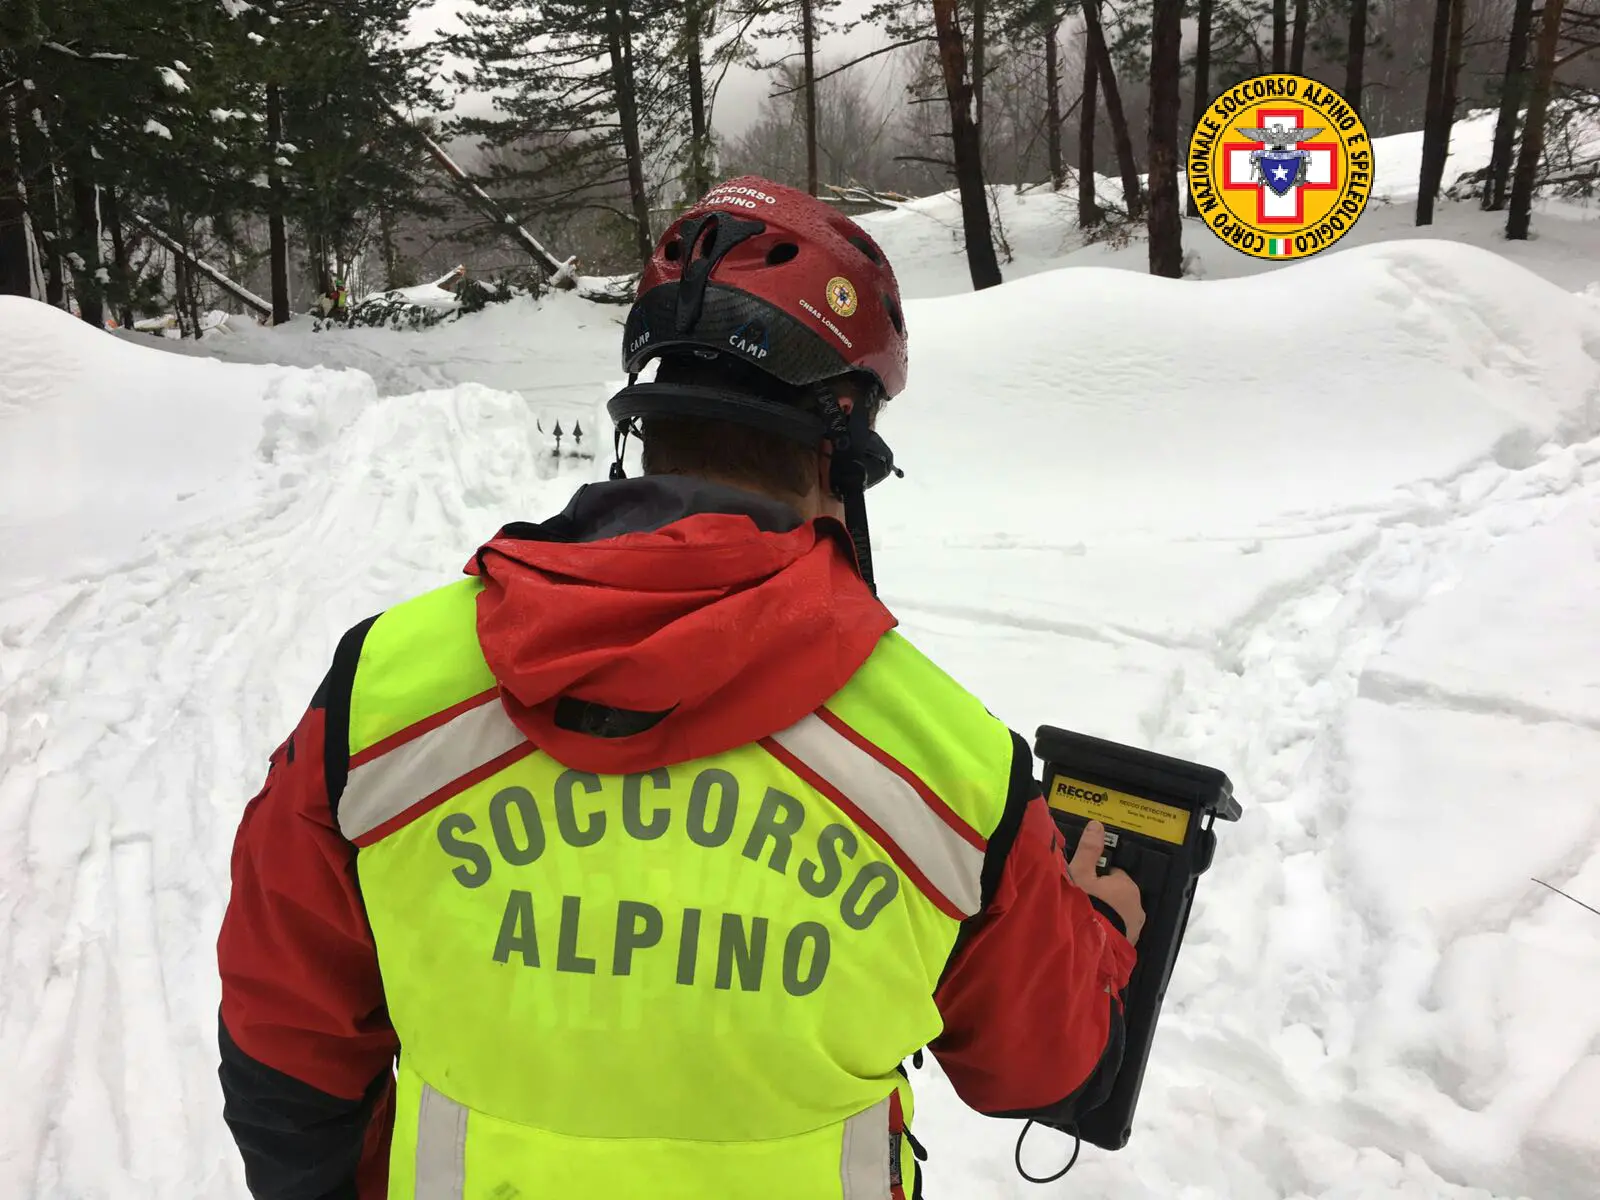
[449,0,680,269]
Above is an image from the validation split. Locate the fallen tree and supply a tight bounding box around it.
[382,102,579,290]
[123,211,274,319]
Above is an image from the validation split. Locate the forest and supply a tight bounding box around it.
[3,0,1599,333]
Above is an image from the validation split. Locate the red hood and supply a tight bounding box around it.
[465,487,895,774]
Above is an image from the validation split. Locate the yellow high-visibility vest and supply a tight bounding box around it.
[340,577,1016,1198]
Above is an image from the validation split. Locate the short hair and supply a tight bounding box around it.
[641,354,870,499]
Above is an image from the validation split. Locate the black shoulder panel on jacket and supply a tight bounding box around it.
[218,1015,385,1200]
[313,615,379,821]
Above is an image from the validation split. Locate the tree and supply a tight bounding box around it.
[1082,0,1143,218]
[1507,0,1570,240]
[1344,0,1370,116]
[1147,0,1184,277]
[1044,10,1064,188]
[450,0,680,270]
[932,0,1002,288]
[1,93,31,297]
[1290,0,1309,74]
[1483,0,1537,211]
[1416,0,1465,224]
[1080,25,1102,227]
[1186,0,1215,218]
[682,1,714,199]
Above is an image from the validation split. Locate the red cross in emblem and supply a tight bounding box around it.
[1221,108,1338,225]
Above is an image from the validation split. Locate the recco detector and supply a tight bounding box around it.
[1033,724,1241,1155]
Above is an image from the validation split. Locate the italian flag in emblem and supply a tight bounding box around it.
[1267,237,1297,257]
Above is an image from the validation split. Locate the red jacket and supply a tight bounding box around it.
[217,476,1136,1199]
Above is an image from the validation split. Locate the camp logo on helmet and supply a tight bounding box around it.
[728,319,769,360]
[825,276,858,318]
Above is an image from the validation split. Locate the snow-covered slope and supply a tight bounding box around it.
[3,228,1600,1198]
[860,110,1600,298]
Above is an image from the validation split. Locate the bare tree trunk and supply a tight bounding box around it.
[686,0,712,199]
[973,0,986,151]
[379,204,400,288]
[1187,0,1214,218]
[1437,0,1466,195]
[1079,41,1102,228]
[103,184,133,328]
[1484,0,1535,211]
[18,100,63,307]
[1507,0,1567,240]
[1273,0,1287,72]
[931,0,1001,289]
[266,84,291,324]
[801,0,819,196]
[1148,0,1184,277]
[69,170,103,329]
[173,254,192,338]
[1290,0,1308,73]
[607,1,655,264]
[1082,0,1142,219]
[1045,14,1063,189]
[0,94,31,298]
[1416,0,1454,224]
[1344,0,1369,116]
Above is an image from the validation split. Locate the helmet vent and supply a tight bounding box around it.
[664,238,683,262]
[884,293,904,335]
[765,241,799,266]
[848,235,882,264]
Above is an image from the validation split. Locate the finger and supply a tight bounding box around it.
[1067,820,1105,884]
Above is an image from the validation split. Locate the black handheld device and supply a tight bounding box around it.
[1034,724,1242,1152]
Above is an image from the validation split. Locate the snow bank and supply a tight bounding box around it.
[0,297,372,594]
[877,239,1600,549]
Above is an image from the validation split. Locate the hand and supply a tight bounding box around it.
[1067,821,1146,947]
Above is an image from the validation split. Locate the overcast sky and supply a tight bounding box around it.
[415,0,900,140]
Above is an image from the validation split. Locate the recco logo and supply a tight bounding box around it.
[1060,784,1108,805]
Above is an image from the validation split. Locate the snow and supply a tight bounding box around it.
[5,117,1600,1200]
[156,66,188,93]
[143,119,172,140]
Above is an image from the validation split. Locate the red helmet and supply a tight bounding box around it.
[620,176,908,399]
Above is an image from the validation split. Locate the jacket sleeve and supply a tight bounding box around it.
[217,620,399,1200]
[929,731,1136,1127]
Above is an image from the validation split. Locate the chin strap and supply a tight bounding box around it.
[818,391,878,597]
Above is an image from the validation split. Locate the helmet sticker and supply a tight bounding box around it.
[825,276,858,318]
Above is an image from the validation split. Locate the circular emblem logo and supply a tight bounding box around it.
[825,276,858,318]
[1187,73,1372,262]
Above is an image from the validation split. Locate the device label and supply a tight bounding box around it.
[1047,776,1191,845]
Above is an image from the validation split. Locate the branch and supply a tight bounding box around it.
[1554,42,1600,69]
[894,153,955,168]
[767,36,936,98]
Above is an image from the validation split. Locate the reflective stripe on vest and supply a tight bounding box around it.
[340,688,984,917]
[340,689,531,846]
[409,1084,897,1200]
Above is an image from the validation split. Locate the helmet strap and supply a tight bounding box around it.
[819,390,880,597]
